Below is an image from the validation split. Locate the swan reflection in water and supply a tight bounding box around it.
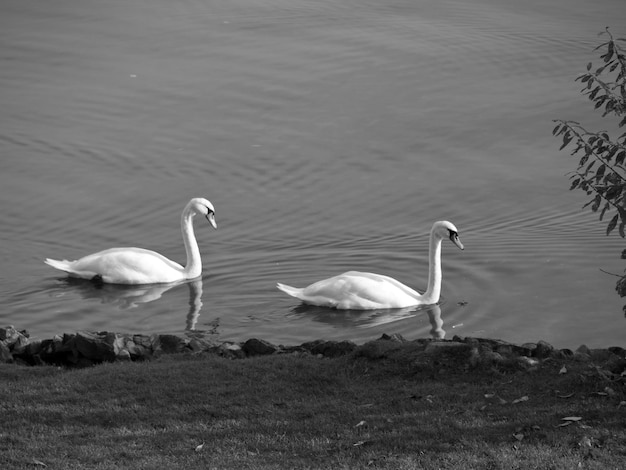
[54,277,204,330]
[288,303,445,339]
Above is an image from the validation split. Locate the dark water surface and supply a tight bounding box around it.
[1,0,625,348]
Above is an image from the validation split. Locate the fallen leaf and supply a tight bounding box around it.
[484,393,495,399]
[355,420,366,428]
[604,387,616,396]
[353,440,369,447]
[556,421,573,427]
[618,401,626,409]
[562,416,582,422]
[512,396,529,404]
[195,442,204,452]
[32,459,46,467]
[513,433,524,441]
[557,392,575,399]
[559,366,567,374]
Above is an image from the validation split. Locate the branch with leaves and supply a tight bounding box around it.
[553,28,626,308]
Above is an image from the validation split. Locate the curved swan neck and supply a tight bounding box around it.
[181,205,202,278]
[421,228,443,304]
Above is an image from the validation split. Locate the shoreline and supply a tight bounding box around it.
[2,325,625,371]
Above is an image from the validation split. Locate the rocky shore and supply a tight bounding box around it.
[2,325,626,376]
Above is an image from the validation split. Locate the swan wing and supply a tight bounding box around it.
[278,271,422,309]
[46,248,185,284]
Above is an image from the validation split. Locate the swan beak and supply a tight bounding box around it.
[206,212,217,229]
[450,233,464,250]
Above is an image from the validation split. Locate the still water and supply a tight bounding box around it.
[1,0,625,348]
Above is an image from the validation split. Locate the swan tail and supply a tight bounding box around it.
[44,258,73,272]
[276,282,304,299]
[44,258,97,279]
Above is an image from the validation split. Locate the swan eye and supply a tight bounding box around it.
[448,230,458,241]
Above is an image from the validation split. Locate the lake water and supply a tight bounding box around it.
[1,0,625,349]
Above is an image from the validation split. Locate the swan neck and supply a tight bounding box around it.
[181,207,202,278]
[422,230,443,304]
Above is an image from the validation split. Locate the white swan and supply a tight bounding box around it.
[277,221,463,309]
[44,198,217,285]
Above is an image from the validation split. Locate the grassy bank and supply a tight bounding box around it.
[1,342,625,469]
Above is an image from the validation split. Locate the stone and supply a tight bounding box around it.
[302,340,356,358]
[10,334,31,355]
[0,342,13,363]
[0,326,20,343]
[576,344,591,356]
[533,340,554,358]
[156,334,189,354]
[424,341,472,356]
[242,338,278,356]
[74,331,117,362]
[378,333,406,342]
[218,342,246,359]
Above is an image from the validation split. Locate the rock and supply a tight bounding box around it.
[0,341,13,363]
[576,344,591,355]
[155,334,189,354]
[10,333,31,355]
[242,338,278,356]
[302,340,356,358]
[218,342,246,359]
[589,348,614,362]
[604,356,626,375]
[25,339,44,357]
[74,331,117,362]
[116,349,132,361]
[424,341,472,356]
[378,333,406,342]
[516,356,540,370]
[0,326,20,343]
[533,340,554,359]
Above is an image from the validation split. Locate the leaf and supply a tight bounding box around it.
[591,194,602,212]
[569,178,581,190]
[195,442,205,452]
[557,421,573,427]
[355,420,366,428]
[512,396,529,404]
[560,132,573,150]
[599,202,610,220]
[513,433,524,441]
[562,416,583,421]
[607,214,619,235]
[559,366,568,374]
[31,459,47,467]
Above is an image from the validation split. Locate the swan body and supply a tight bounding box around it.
[277,221,463,309]
[45,198,216,285]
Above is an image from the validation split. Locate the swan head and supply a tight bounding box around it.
[433,221,463,250]
[189,198,217,229]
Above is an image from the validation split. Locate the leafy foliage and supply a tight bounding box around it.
[553,28,626,308]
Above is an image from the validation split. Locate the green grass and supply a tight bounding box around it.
[0,346,625,469]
